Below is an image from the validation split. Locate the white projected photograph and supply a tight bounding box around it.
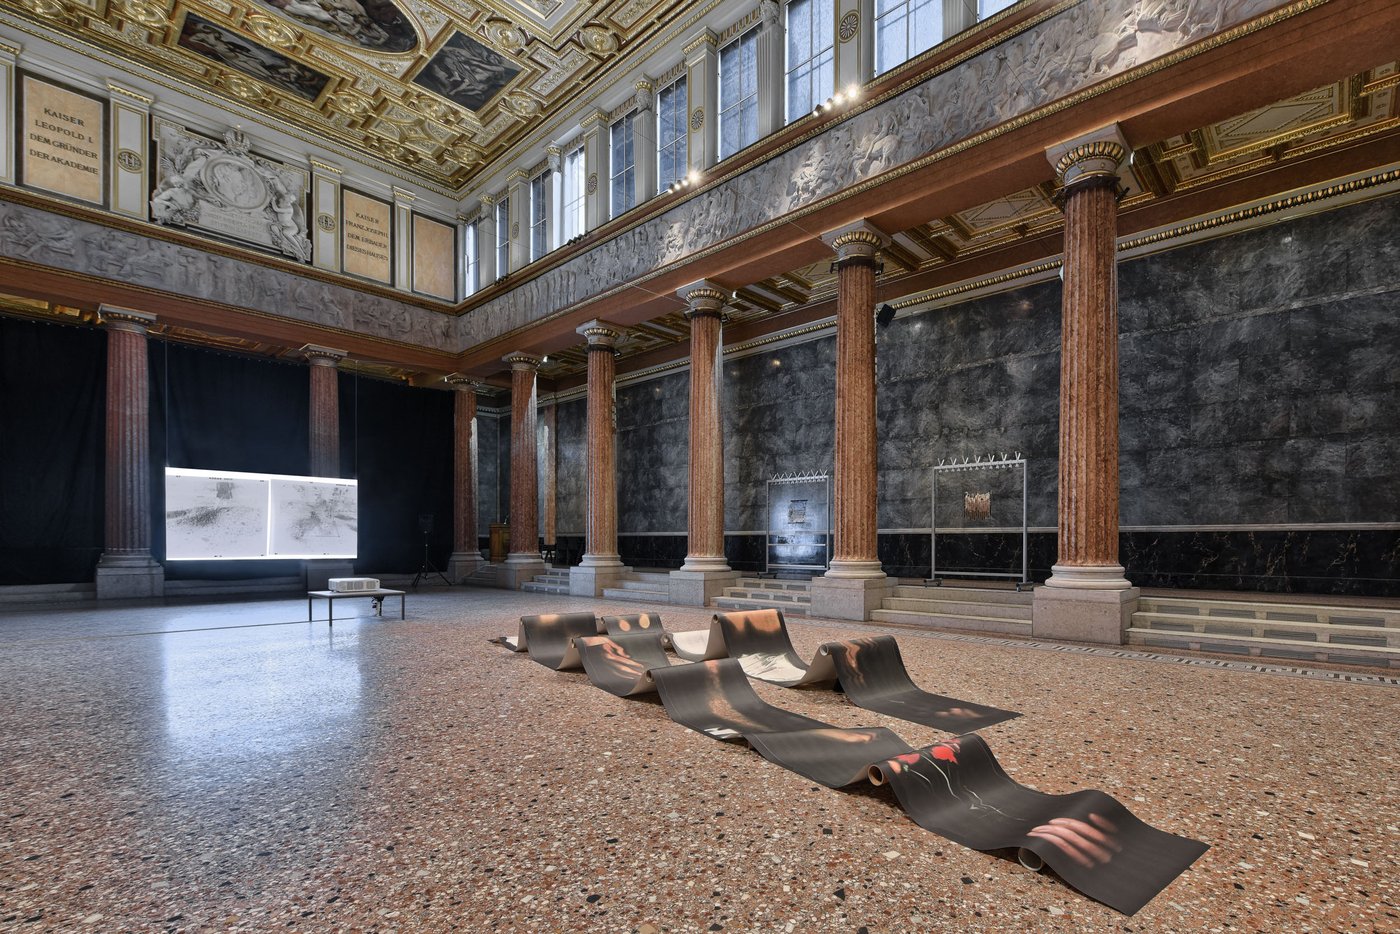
[270,478,358,558]
[165,471,270,559]
[165,468,358,560]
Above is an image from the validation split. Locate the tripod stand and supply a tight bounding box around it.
[411,515,450,588]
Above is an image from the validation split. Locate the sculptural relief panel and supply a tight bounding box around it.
[0,200,457,350]
[456,0,1286,350]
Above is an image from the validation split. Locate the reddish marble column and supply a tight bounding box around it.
[679,283,730,573]
[504,352,543,563]
[825,225,886,579]
[96,307,162,598]
[445,374,484,581]
[302,345,345,477]
[1045,132,1132,591]
[577,321,624,567]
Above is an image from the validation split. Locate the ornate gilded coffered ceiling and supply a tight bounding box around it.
[4,0,687,189]
[529,63,1400,383]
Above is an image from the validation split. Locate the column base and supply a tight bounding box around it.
[808,574,895,622]
[304,559,356,592]
[570,556,626,597]
[95,553,165,600]
[499,553,547,590]
[823,559,887,580]
[668,568,739,606]
[1032,579,1139,645]
[446,550,487,584]
[1043,563,1133,590]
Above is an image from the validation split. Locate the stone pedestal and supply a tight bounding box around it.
[570,321,627,597]
[500,556,548,590]
[446,374,486,583]
[808,575,895,621]
[668,567,741,607]
[1032,584,1139,644]
[95,306,164,601]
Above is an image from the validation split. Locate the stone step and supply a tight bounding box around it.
[601,587,670,604]
[1127,627,1400,668]
[1132,612,1400,648]
[166,577,305,597]
[892,585,1033,606]
[711,596,809,613]
[534,571,571,582]
[736,578,814,592]
[719,588,811,605]
[1138,597,1400,629]
[882,596,1033,620]
[521,582,570,595]
[626,570,672,583]
[618,578,669,592]
[870,607,1032,636]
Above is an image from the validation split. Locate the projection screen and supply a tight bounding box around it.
[165,467,358,560]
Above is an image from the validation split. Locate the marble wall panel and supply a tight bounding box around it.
[475,412,503,534]
[555,397,586,537]
[616,371,690,534]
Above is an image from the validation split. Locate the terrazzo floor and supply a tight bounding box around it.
[0,588,1396,933]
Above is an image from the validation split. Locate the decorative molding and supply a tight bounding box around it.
[300,343,347,365]
[577,318,624,347]
[838,11,859,43]
[503,350,543,369]
[1048,125,1130,188]
[98,304,156,332]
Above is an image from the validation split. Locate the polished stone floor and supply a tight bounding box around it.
[0,589,1396,933]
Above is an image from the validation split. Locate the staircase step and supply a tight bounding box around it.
[712,596,808,613]
[1138,597,1400,629]
[736,578,814,592]
[1132,612,1400,648]
[0,582,96,605]
[521,582,570,595]
[892,585,1033,605]
[870,608,1032,636]
[1127,627,1400,668]
[720,588,811,604]
[882,596,1032,620]
[619,578,669,592]
[601,587,670,604]
[627,570,672,583]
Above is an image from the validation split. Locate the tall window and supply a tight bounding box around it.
[494,197,508,276]
[978,0,1018,18]
[529,170,549,261]
[786,0,834,122]
[657,76,688,190]
[464,219,479,296]
[875,0,941,75]
[719,26,760,160]
[610,112,637,218]
[560,144,585,243]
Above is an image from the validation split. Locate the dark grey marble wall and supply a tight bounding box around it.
[616,370,690,534]
[555,398,586,536]
[476,412,503,536]
[725,337,837,531]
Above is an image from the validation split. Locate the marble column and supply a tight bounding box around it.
[445,375,486,583]
[94,306,164,600]
[570,321,628,597]
[1033,125,1139,644]
[303,345,345,477]
[670,281,739,606]
[500,352,547,589]
[809,222,895,621]
[301,344,352,589]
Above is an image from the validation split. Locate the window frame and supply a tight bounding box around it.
[657,75,688,190]
[784,0,835,123]
[718,25,761,160]
[494,196,509,276]
[529,169,549,262]
[560,143,585,244]
[609,110,638,219]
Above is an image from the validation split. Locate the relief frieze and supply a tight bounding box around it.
[456,0,1287,350]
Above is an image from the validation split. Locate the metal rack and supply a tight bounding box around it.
[930,453,1029,589]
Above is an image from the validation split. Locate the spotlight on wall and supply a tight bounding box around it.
[876,303,896,328]
[667,170,702,194]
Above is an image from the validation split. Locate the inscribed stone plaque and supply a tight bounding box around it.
[21,76,104,205]
[412,213,455,300]
[342,189,392,283]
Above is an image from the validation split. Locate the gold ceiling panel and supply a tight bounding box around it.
[5,0,685,189]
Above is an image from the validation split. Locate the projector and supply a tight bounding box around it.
[329,577,380,593]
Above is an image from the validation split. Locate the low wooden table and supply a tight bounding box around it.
[307,588,406,626]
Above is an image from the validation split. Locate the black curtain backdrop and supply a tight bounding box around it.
[341,374,454,574]
[0,317,105,585]
[150,341,310,580]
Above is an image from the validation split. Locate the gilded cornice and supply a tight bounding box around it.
[105,80,153,106]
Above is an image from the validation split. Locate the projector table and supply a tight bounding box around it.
[307,588,406,626]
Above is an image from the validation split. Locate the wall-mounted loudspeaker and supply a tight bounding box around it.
[876,303,896,328]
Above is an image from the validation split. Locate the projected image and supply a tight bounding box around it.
[270,479,357,557]
[165,468,357,559]
[166,472,270,559]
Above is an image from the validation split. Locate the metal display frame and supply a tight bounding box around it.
[930,454,1029,589]
[765,472,832,573]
